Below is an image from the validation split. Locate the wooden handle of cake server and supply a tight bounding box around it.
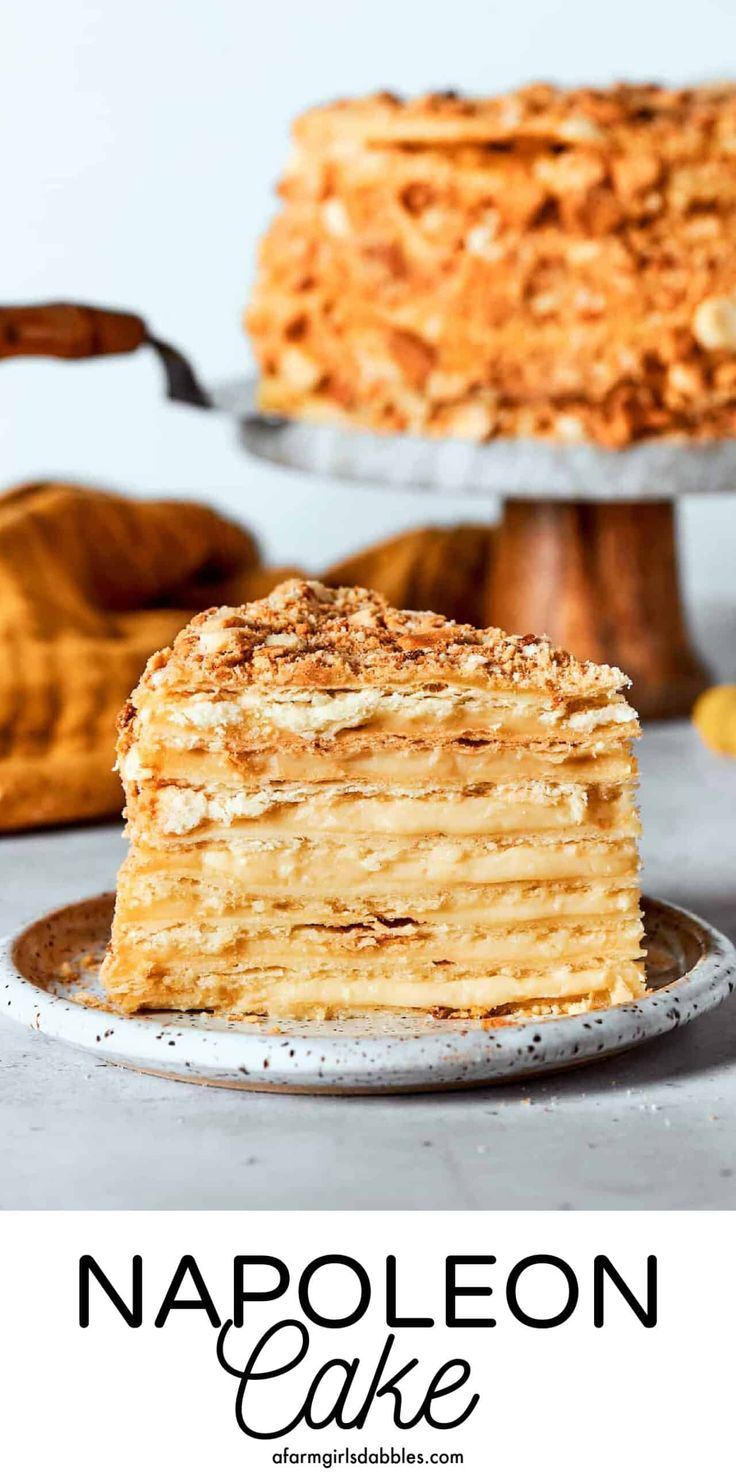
[0,301,212,407]
[0,303,148,360]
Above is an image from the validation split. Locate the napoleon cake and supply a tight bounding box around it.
[247,82,736,447]
[101,579,645,1019]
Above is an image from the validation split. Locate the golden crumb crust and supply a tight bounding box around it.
[292,82,736,152]
[247,81,736,448]
[126,578,629,706]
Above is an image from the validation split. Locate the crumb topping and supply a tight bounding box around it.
[293,82,736,154]
[132,579,628,699]
[248,81,736,448]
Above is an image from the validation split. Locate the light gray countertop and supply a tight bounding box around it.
[1,716,735,1211]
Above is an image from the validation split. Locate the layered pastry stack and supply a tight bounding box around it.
[102,579,645,1019]
[246,82,736,446]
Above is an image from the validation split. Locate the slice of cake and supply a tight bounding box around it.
[101,579,645,1018]
[246,83,736,447]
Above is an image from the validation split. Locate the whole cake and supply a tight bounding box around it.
[246,83,736,447]
[101,579,644,1018]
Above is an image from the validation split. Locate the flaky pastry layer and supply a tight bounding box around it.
[116,833,639,891]
[117,875,639,925]
[102,958,646,1017]
[122,738,636,789]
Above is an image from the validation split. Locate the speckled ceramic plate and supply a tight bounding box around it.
[1,893,734,1093]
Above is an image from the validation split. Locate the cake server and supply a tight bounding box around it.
[0,300,212,409]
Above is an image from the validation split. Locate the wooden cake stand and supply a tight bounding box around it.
[234,397,736,721]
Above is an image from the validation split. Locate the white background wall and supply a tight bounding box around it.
[2,0,735,644]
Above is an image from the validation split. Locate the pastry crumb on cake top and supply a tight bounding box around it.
[292,81,736,153]
[128,579,629,701]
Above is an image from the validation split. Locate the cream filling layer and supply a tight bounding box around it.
[103,960,646,1017]
[136,687,637,746]
[119,917,644,966]
[120,835,640,888]
[138,780,637,839]
[123,742,636,788]
[118,879,639,926]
